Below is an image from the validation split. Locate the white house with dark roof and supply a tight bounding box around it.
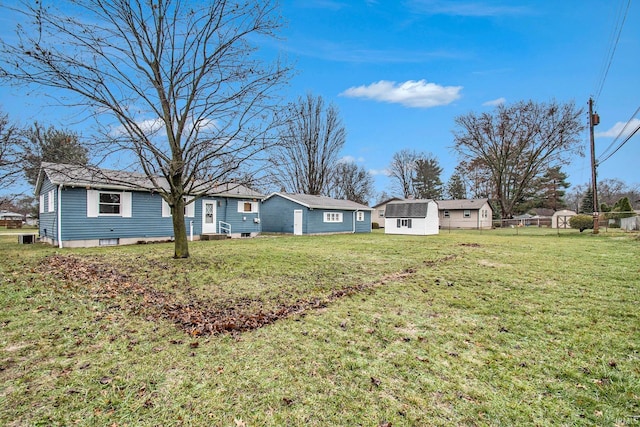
[436,198,493,230]
[384,199,439,235]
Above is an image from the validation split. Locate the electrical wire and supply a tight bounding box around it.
[597,106,640,160]
[593,0,631,106]
[597,108,640,165]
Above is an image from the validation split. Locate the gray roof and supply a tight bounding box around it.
[385,199,434,218]
[371,197,403,209]
[0,211,24,219]
[36,162,265,199]
[268,193,373,211]
[436,198,489,210]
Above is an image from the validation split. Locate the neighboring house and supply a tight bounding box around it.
[437,198,493,230]
[370,197,403,228]
[0,211,24,220]
[620,214,640,231]
[261,193,372,235]
[384,199,439,235]
[35,162,265,248]
[552,209,577,228]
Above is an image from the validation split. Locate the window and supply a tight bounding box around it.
[48,190,55,213]
[357,211,364,221]
[443,210,450,218]
[87,190,132,218]
[378,210,385,218]
[39,194,45,214]
[464,210,471,218]
[482,209,488,218]
[237,201,258,213]
[161,197,195,218]
[99,192,121,215]
[324,212,343,223]
[397,218,412,228]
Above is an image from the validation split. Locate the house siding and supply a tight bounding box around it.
[437,200,492,229]
[261,194,371,234]
[385,200,439,235]
[38,178,59,244]
[216,198,261,237]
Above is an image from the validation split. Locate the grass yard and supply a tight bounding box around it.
[1,229,639,426]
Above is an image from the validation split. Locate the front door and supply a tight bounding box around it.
[293,209,303,235]
[202,200,217,234]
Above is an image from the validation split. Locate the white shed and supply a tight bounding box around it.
[384,199,439,235]
[552,209,577,228]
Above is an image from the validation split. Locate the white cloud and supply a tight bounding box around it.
[340,80,462,108]
[482,97,506,107]
[339,155,365,164]
[595,119,640,138]
[369,168,391,176]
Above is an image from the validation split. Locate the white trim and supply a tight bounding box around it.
[237,201,259,213]
[161,198,171,217]
[47,190,55,212]
[87,190,99,217]
[57,185,62,248]
[323,212,343,223]
[39,194,45,214]
[121,192,132,218]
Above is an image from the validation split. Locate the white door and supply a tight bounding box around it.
[293,209,303,235]
[202,200,217,234]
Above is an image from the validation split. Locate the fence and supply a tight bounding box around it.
[0,220,23,229]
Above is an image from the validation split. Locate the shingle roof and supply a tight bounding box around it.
[37,162,264,199]
[268,193,373,211]
[436,198,489,210]
[385,199,434,218]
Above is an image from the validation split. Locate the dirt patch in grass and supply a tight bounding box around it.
[39,254,457,336]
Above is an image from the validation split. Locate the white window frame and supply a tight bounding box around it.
[378,209,385,218]
[87,190,132,218]
[161,196,195,218]
[98,192,123,216]
[443,210,450,218]
[464,210,471,218]
[397,218,412,228]
[323,212,343,223]
[39,194,45,214]
[357,211,364,222]
[237,201,259,213]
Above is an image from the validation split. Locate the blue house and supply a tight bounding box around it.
[36,162,265,248]
[261,193,372,235]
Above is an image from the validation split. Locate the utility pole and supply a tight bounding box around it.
[589,97,600,234]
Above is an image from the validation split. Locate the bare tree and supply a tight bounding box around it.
[388,149,422,198]
[453,100,584,218]
[0,0,291,258]
[22,123,89,187]
[329,161,374,205]
[0,112,21,191]
[270,94,346,195]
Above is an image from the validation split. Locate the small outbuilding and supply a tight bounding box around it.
[551,209,577,229]
[261,193,372,235]
[384,199,439,235]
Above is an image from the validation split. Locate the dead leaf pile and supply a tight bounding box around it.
[39,253,458,336]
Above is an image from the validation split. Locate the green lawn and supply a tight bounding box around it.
[1,229,639,426]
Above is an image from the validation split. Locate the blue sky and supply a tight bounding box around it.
[1,0,638,200]
[273,0,640,197]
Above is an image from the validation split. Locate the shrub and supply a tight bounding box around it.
[570,214,594,232]
[372,222,380,229]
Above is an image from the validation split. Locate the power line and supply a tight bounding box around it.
[598,105,640,160]
[593,0,631,106]
[597,107,640,165]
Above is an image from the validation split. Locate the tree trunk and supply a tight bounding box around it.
[172,197,189,259]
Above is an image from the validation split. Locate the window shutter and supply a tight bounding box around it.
[48,190,55,212]
[87,190,99,217]
[121,192,132,218]
[397,219,401,228]
[161,198,171,218]
[185,197,195,218]
[39,194,45,214]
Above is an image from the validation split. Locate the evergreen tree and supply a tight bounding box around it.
[579,188,594,214]
[412,156,443,199]
[446,172,467,199]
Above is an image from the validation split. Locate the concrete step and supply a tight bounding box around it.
[200,233,230,241]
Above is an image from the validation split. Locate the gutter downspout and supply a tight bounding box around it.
[353,210,357,233]
[57,185,63,248]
